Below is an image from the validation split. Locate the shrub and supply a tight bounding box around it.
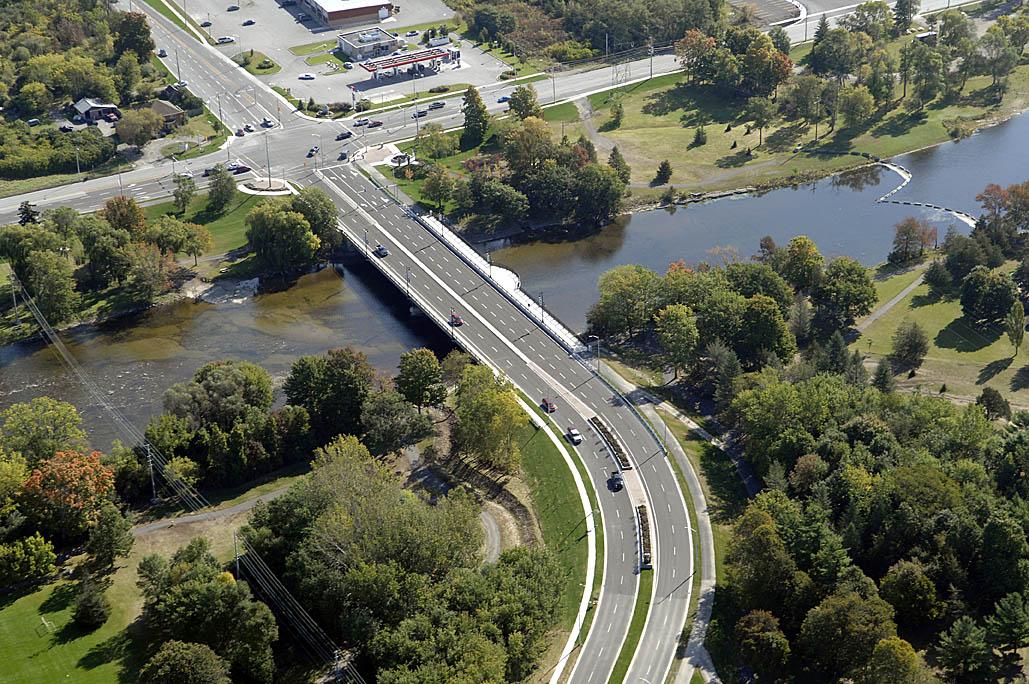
[654,159,673,185]
[428,85,451,93]
[693,126,708,146]
[73,575,111,629]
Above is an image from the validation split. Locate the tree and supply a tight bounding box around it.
[607,146,631,184]
[736,610,790,678]
[655,304,699,379]
[284,347,375,440]
[21,451,115,540]
[114,11,155,62]
[769,26,791,54]
[781,235,823,292]
[0,397,87,466]
[654,160,673,185]
[453,365,527,474]
[126,243,171,304]
[206,165,237,214]
[139,641,231,684]
[867,48,897,105]
[839,84,875,129]
[396,348,447,412]
[742,33,793,96]
[812,256,877,330]
[0,532,57,586]
[739,295,797,365]
[117,108,164,147]
[960,266,1016,323]
[892,0,919,34]
[245,201,320,274]
[290,187,340,253]
[574,163,625,226]
[415,122,457,160]
[872,358,896,393]
[936,616,993,683]
[859,636,934,684]
[114,52,142,102]
[981,511,1029,603]
[508,84,543,120]
[890,320,929,369]
[799,591,898,679]
[26,250,79,324]
[422,164,455,211]
[146,216,190,255]
[103,196,147,237]
[676,29,717,83]
[813,14,830,45]
[587,264,662,337]
[890,217,934,264]
[173,174,197,214]
[843,0,895,40]
[361,389,433,457]
[86,501,133,568]
[745,96,776,146]
[73,572,111,629]
[985,592,1029,654]
[909,43,946,108]
[18,201,40,225]
[183,223,213,267]
[610,101,624,128]
[1006,300,1025,357]
[980,25,1019,86]
[879,559,940,628]
[461,86,490,148]
[81,219,133,285]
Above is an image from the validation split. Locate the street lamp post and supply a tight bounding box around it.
[587,334,600,372]
[264,131,273,188]
[73,144,81,175]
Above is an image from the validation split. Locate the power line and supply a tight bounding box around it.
[7,270,366,684]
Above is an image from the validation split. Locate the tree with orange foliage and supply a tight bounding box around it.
[21,451,115,540]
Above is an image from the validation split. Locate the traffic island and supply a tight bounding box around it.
[238,178,293,196]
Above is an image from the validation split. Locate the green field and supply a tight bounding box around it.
[585,62,1029,197]
[855,260,1029,406]
[144,191,262,256]
[288,39,338,56]
[234,51,281,76]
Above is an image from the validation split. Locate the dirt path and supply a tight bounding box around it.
[132,486,289,537]
[479,510,502,563]
[573,98,610,155]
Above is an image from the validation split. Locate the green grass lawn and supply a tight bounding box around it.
[272,85,302,109]
[585,62,1029,195]
[870,259,931,305]
[855,260,1029,406]
[144,191,262,256]
[234,51,281,76]
[0,159,134,200]
[288,39,338,56]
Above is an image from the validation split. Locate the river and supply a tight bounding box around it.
[1,113,1026,446]
[488,112,1029,330]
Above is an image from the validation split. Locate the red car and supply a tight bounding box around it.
[449,311,464,327]
[367,120,383,128]
[541,398,556,413]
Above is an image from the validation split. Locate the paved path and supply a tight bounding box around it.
[856,271,926,333]
[479,510,502,564]
[132,486,290,537]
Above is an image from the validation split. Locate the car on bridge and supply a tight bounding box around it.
[567,427,582,445]
[373,244,389,257]
[541,397,556,413]
[609,471,624,491]
[449,311,464,327]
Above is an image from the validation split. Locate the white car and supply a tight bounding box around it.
[405,30,419,36]
[353,118,369,126]
[178,170,194,178]
[567,427,582,445]
[216,36,235,44]
[298,73,315,80]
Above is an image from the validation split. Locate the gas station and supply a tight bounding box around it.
[359,46,461,80]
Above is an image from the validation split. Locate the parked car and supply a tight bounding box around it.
[243,123,254,132]
[200,20,212,26]
[104,112,119,122]
[567,427,583,445]
[235,128,245,136]
[428,101,445,110]
[367,120,383,128]
[157,48,168,57]
[405,30,419,36]
[307,146,319,157]
[298,73,315,80]
[335,130,352,140]
[541,397,556,413]
[227,4,239,9]
[242,18,255,25]
[175,80,188,88]
[343,62,353,69]
[59,124,74,132]
[353,118,369,126]
[216,36,235,44]
[373,243,389,257]
[497,95,510,103]
[609,471,624,491]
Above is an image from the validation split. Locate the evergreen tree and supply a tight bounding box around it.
[461,86,490,148]
[1006,300,1025,357]
[893,0,920,34]
[814,14,830,45]
[608,146,631,184]
[654,159,673,185]
[871,358,896,393]
[936,616,993,683]
[985,592,1029,654]
[18,201,40,225]
[86,501,133,568]
[890,320,929,370]
[73,572,111,629]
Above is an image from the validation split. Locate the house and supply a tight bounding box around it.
[72,97,119,122]
[150,99,186,127]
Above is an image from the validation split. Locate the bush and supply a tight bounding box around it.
[0,532,57,586]
[355,99,372,112]
[428,85,451,93]
[654,159,673,185]
[661,186,677,204]
[140,641,230,684]
[499,69,518,80]
[977,387,1011,420]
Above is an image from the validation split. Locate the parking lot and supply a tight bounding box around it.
[177,0,508,107]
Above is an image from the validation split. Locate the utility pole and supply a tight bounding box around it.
[605,32,609,58]
[10,280,20,326]
[74,145,81,175]
[233,530,240,578]
[649,41,654,80]
[551,76,556,104]
[405,265,411,298]
[175,48,182,82]
[538,291,545,325]
[145,444,157,502]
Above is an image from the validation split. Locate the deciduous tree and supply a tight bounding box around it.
[508,84,543,119]
[245,201,320,274]
[139,641,231,684]
[206,165,237,214]
[25,249,79,323]
[21,451,115,540]
[655,304,699,379]
[103,195,147,237]
[396,348,447,411]
[745,96,776,145]
[173,173,197,214]
[117,108,164,147]
[361,389,433,457]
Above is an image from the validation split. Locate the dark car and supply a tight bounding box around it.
[227,4,239,9]
[497,95,510,103]
[335,130,352,140]
[235,128,245,136]
[541,398,556,413]
[428,101,445,110]
[307,146,319,157]
[231,164,251,174]
[412,110,427,118]
[367,120,383,128]
[243,18,255,25]
[609,471,624,491]
[201,20,212,26]
[337,150,349,160]
[59,124,74,133]
[373,244,389,257]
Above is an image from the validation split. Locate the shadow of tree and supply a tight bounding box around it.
[870,109,928,139]
[715,149,754,168]
[77,629,135,671]
[978,357,1013,385]
[911,289,946,308]
[39,583,77,614]
[699,442,749,523]
[764,123,807,152]
[1012,365,1029,391]
[934,317,999,352]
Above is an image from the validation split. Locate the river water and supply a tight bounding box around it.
[1,113,1026,447]
[489,112,1029,330]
